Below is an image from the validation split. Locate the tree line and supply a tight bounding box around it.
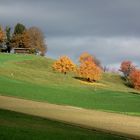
[53,52,140,90]
[0,23,47,55]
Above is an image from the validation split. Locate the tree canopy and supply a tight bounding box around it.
[8,23,47,55]
[77,54,102,82]
[120,61,135,78]
[25,27,47,56]
[53,56,75,74]
[14,23,26,34]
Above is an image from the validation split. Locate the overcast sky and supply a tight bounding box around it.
[0,0,140,68]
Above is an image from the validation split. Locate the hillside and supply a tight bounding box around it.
[0,53,140,115]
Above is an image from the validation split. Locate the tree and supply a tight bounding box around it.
[120,61,135,78]
[79,52,93,63]
[77,59,102,82]
[11,23,28,49]
[0,26,5,43]
[129,69,140,90]
[11,26,47,55]
[79,52,101,68]
[10,31,30,48]
[5,26,12,53]
[25,27,47,56]
[14,23,26,34]
[53,56,75,74]
[5,26,11,42]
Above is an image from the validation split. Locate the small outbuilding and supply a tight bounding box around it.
[13,48,33,54]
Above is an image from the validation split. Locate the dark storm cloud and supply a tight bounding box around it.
[0,0,140,68]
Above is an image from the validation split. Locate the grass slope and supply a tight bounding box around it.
[0,53,140,115]
[0,109,128,140]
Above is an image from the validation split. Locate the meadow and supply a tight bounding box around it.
[0,53,140,116]
[0,109,128,140]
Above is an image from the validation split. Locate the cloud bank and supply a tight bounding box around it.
[0,0,140,68]
[47,36,140,67]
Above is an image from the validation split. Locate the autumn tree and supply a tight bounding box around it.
[10,31,30,48]
[129,69,140,90]
[1,23,47,55]
[25,27,47,56]
[79,52,93,63]
[120,61,135,78]
[79,52,101,68]
[0,26,5,43]
[53,56,75,74]
[11,25,47,56]
[77,58,102,82]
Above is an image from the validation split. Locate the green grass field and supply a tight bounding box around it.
[0,53,140,115]
[0,109,128,140]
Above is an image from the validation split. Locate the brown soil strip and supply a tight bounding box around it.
[0,95,140,139]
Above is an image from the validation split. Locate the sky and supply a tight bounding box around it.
[0,0,140,69]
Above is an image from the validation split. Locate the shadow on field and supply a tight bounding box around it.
[73,77,95,83]
[74,77,88,82]
[120,76,134,89]
[129,92,140,95]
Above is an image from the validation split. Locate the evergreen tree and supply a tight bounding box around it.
[14,23,26,34]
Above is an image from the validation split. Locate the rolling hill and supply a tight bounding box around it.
[0,53,140,115]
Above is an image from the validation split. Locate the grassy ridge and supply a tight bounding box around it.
[0,109,128,140]
[0,53,140,115]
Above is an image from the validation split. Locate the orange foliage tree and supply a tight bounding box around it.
[10,31,30,48]
[79,52,93,63]
[0,26,5,43]
[129,69,140,90]
[120,60,135,78]
[79,52,101,68]
[77,59,102,82]
[53,56,75,74]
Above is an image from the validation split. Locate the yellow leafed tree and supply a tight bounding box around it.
[79,52,101,68]
[79,52,93,63]
[53,56,75,74]
[77,59,102,82]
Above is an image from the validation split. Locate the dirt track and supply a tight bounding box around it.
[0,95,140,139]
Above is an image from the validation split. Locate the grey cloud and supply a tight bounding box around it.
[0,0,140,67]
[1,0,140,37]
[47,36,140,68]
